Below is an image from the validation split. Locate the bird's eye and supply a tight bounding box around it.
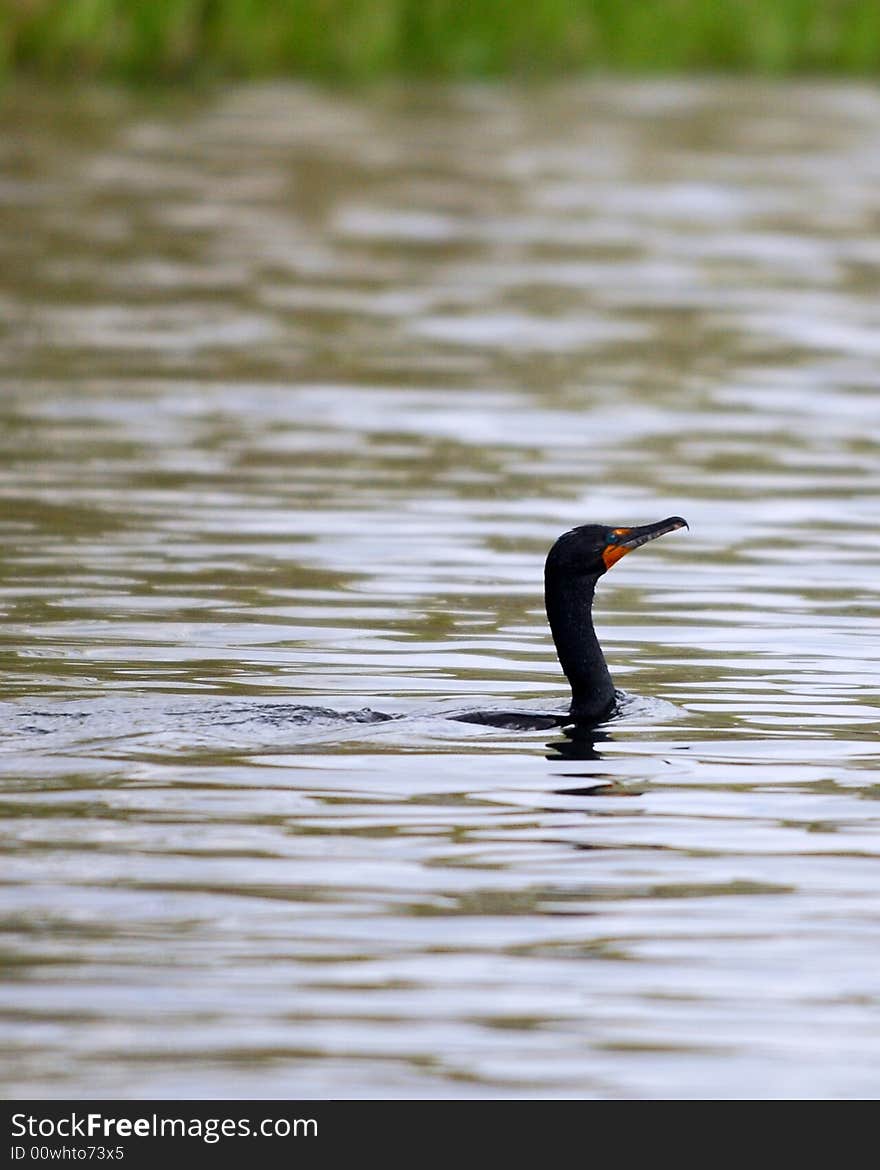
[606,533,618,544]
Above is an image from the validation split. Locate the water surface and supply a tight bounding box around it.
[2,80,880,1099]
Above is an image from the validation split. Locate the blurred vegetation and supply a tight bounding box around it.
[2,0,880,81]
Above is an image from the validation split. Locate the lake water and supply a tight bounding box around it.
[2,79,880,1100]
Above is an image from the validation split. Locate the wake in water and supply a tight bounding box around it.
[0,690,682,762]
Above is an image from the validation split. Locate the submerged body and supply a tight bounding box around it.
[544,517,687,724]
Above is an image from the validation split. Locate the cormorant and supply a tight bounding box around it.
[544,516,688,723]
[456,515,687,730]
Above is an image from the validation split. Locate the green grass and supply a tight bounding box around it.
[3,0,880,80]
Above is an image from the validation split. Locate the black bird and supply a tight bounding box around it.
[544,517,688,724]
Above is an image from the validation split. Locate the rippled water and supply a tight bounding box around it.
[3,80,880,1100]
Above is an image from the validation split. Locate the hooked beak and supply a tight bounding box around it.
[602,516,688,570]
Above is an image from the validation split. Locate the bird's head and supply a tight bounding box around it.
[545,516,688,581]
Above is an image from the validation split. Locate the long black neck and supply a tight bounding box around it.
[544,571,615,723]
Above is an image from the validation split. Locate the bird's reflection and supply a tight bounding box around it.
[545,723,610,761]
[546,724,620,795]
